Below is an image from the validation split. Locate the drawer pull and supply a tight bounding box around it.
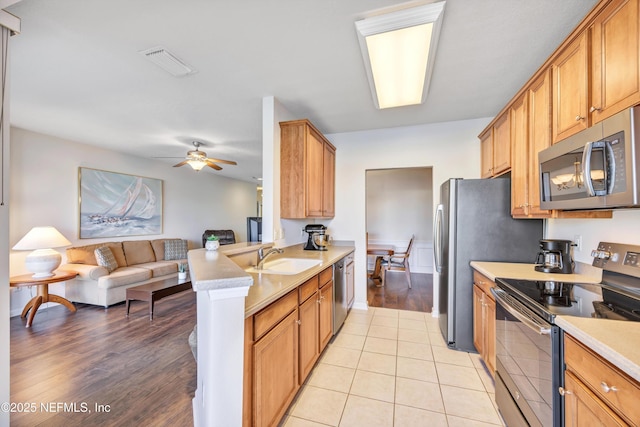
[575,115,585,121]
[600,382,618,393]
[558,387,572,396]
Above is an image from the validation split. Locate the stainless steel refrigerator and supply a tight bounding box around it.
[434,178,543,352]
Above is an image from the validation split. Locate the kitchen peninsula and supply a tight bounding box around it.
[187,241,355,427]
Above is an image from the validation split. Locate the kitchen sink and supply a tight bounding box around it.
[245,258,322,275]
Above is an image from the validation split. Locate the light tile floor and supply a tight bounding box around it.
[281,307,506,427]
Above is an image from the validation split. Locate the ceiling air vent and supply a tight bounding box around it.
[139,46,196,77]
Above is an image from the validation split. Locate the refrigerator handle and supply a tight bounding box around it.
[434,204,444,273]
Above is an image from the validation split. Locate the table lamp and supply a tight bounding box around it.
[12,226,72,278]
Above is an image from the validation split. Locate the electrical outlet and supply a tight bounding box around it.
[574,234,582,252]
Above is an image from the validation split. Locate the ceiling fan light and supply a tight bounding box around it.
[187,159,207,171]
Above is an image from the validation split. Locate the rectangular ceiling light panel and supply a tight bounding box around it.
[356,2,445,109]
[139,46,196,77]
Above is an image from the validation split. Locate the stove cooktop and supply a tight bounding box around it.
[495,278,640,324]
[496,242,640,324]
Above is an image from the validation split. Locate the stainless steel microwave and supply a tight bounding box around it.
[539,106,640,210]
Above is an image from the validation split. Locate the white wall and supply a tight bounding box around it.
[0,62,9,427]
[326,118,489,311]
[547,210,640,263]
[8,127,257,316]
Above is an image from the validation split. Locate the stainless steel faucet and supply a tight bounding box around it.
[256,247,284,269]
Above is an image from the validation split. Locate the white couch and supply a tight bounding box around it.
[59,238,188,307]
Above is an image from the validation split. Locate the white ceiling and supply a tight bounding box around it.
[7,0,599,182]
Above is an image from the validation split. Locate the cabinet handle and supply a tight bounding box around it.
[575,115,585,121]
[296,320,302,325]
[600,382,618,393]
[590,106,601,113]
[558,387,572,396]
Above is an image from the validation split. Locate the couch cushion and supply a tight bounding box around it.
[94,246,118,272]
[97,267,152,289]
[151,239,167,261]
[164,239,187,260]
[122,240,155,265]
[135,261,178,277]
[66,242,126,267]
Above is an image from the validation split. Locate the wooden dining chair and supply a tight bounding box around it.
[380,235,414,288]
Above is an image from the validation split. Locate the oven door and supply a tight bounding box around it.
[491,288,562,427]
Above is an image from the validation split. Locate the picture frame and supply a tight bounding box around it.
[78,167,163,239]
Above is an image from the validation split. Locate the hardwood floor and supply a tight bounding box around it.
[10,291,197,426]
[367,271,433,312]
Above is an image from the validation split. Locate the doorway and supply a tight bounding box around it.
[365,167,434,312]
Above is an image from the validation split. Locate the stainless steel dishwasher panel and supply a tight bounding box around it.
[333,257,348,335]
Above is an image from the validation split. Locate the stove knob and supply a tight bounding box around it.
[611,252,619,263]
[599,251,612,260]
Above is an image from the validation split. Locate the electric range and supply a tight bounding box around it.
[492,241,640,427]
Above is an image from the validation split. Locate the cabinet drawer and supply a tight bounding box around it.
[564,334,640,425]
[473,271,495,300]
[319,266,333,287]
[299,276,319,304]
[254,290,298,340]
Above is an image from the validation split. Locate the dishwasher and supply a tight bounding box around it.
[333,256,348,335]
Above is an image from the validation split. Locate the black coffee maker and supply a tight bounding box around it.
[304,224,328,251]
[534,239,574,274]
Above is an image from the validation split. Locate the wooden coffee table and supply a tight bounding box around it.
[125,275,192,320]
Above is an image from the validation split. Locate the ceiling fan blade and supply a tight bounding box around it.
[206,157,237,165]
[206,161,222,170]
[173,160,189,167]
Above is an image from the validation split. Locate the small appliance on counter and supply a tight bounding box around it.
[303,224,328,251]
[534,239,574,274]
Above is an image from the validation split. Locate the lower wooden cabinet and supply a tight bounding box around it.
[472,271,496,375]
[298,279,319,383]
[253,309,299,427]
[563,334,640,427]
[244,266,336,426]
[319,280,333,351]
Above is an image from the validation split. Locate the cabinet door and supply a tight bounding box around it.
[479,129,493,178]
[485,296,496,374]
[319,281,333,351]
[322,143,335,217]
[591,0,640,123]
[564,371,627,427]
[298,292,319,383]
[306,130,324,217]
[253,310,299,427]
[492,112,511,175]
[472,285,484,356]
[528,70,552,217]
[552,32,589,143]
[510,93,529,217]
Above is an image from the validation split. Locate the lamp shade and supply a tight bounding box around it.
[13,226,72,250]
[13,227,72,278]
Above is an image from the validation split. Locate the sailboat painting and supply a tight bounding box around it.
[79,168,163,238]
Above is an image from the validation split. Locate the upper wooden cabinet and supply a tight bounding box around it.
[552,31,590,143]
[511,71,553,218]
[480,112,511,178]
[591,0,640,122]
[280,119,336,219]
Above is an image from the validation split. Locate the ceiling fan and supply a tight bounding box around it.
[169,141,237,171]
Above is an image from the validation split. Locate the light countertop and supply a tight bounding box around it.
[243,244,355,317]
[188,242,355,318]
[471,261,639,384]
[470,261,602,283]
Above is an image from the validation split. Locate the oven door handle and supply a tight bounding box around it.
[491,288,551,335]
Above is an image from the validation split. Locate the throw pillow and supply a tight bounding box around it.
[94,246,118,273]
[164,239,187,260]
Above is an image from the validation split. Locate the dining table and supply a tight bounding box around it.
[367,244,395,286]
